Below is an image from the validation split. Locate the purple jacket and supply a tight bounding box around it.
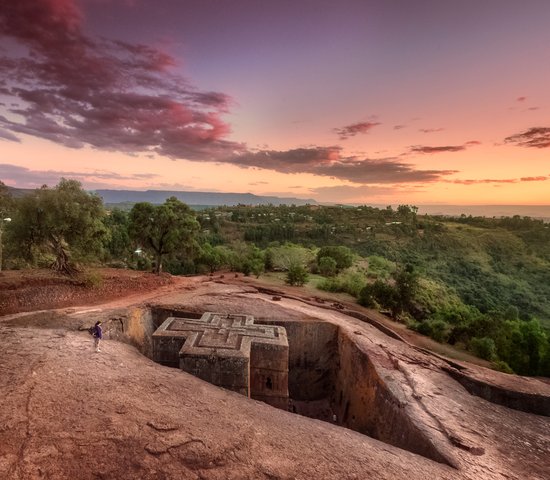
[94,325,103,339]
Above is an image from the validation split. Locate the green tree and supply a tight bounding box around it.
[7,179,106,274]
[243,246,265,277]
[224,242,265,277]
[316,246,354,272]
[0,181,14,270]
[469,337,497,361]
[198,243,225,273]
[519,320,547,375]
[358,280,397,311]
[0,181,13,218]
[318,256,337,276]
[286,262,309,286]
[396,204,418,224]
[270,243,314,271]
[128,197,199,274]
[103,208,131,263]
[393,264,419,314]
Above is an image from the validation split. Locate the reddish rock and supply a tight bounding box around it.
[0,270,549,479]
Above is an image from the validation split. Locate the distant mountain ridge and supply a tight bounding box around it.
[94,189,317,206]
[5,185,549,219]
[414,204,550,221]
[360,204,550,221]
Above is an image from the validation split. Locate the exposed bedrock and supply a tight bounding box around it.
[258,319,453,465]
[109,304,548,469]
[443,366,550,417]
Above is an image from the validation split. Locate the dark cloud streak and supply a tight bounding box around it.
[419,128,444,133]
[504,127,550,149]
[334,121,380,140]
[449,176,548,185]
[227,147,456,184]
[410,140,480,154]
[0,162,158,189]
[411,145,465,154]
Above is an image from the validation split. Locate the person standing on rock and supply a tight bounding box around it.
[93,321,103,352]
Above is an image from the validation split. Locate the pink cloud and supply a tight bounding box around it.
[0,0,241,160]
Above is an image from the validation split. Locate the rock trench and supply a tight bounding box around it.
[112,305,456,466]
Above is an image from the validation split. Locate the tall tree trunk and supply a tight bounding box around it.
[154,251,163,275]
[49,236,78,276]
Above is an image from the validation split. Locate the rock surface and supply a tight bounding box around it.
[1,272,549,479]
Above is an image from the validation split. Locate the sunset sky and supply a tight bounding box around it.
[0,0,549,205]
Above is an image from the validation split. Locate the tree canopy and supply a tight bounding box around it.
[317,245,354,272]
[7,179,106,274]
[128,197,200,274]
[0,181,13,218]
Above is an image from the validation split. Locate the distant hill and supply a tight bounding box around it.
[6,184,549,219]
[415,204,550,221]
[5,186,33,198]
[94,189,317,207]
[360,204,550,221]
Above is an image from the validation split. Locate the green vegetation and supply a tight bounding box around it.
[128,197,200,274]
[316,245,354,272]
[0,181,13,219]
[0,181,14,271]
[2,186,549,376]
[5,179,106,274]
[318,268,367,297]
[285,263,309,286]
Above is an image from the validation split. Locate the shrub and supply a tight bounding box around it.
[80,271,104,289]
[469,337,497,360]
[339,270,366,297]
[317,277,340,293]
[366,255,395,280]
[427,319,450,342]
[358,280,396,311]
[358,283,378,308]
[135,256,152,271]
[492,360,514,374]
[411,318,451,343]
[316,246,354,271]
[243,257,264,277]
[318,270,367,297]
[286,263,309,286]
[318,256,337,276]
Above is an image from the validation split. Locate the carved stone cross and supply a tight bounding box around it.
[152,312,289,409]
